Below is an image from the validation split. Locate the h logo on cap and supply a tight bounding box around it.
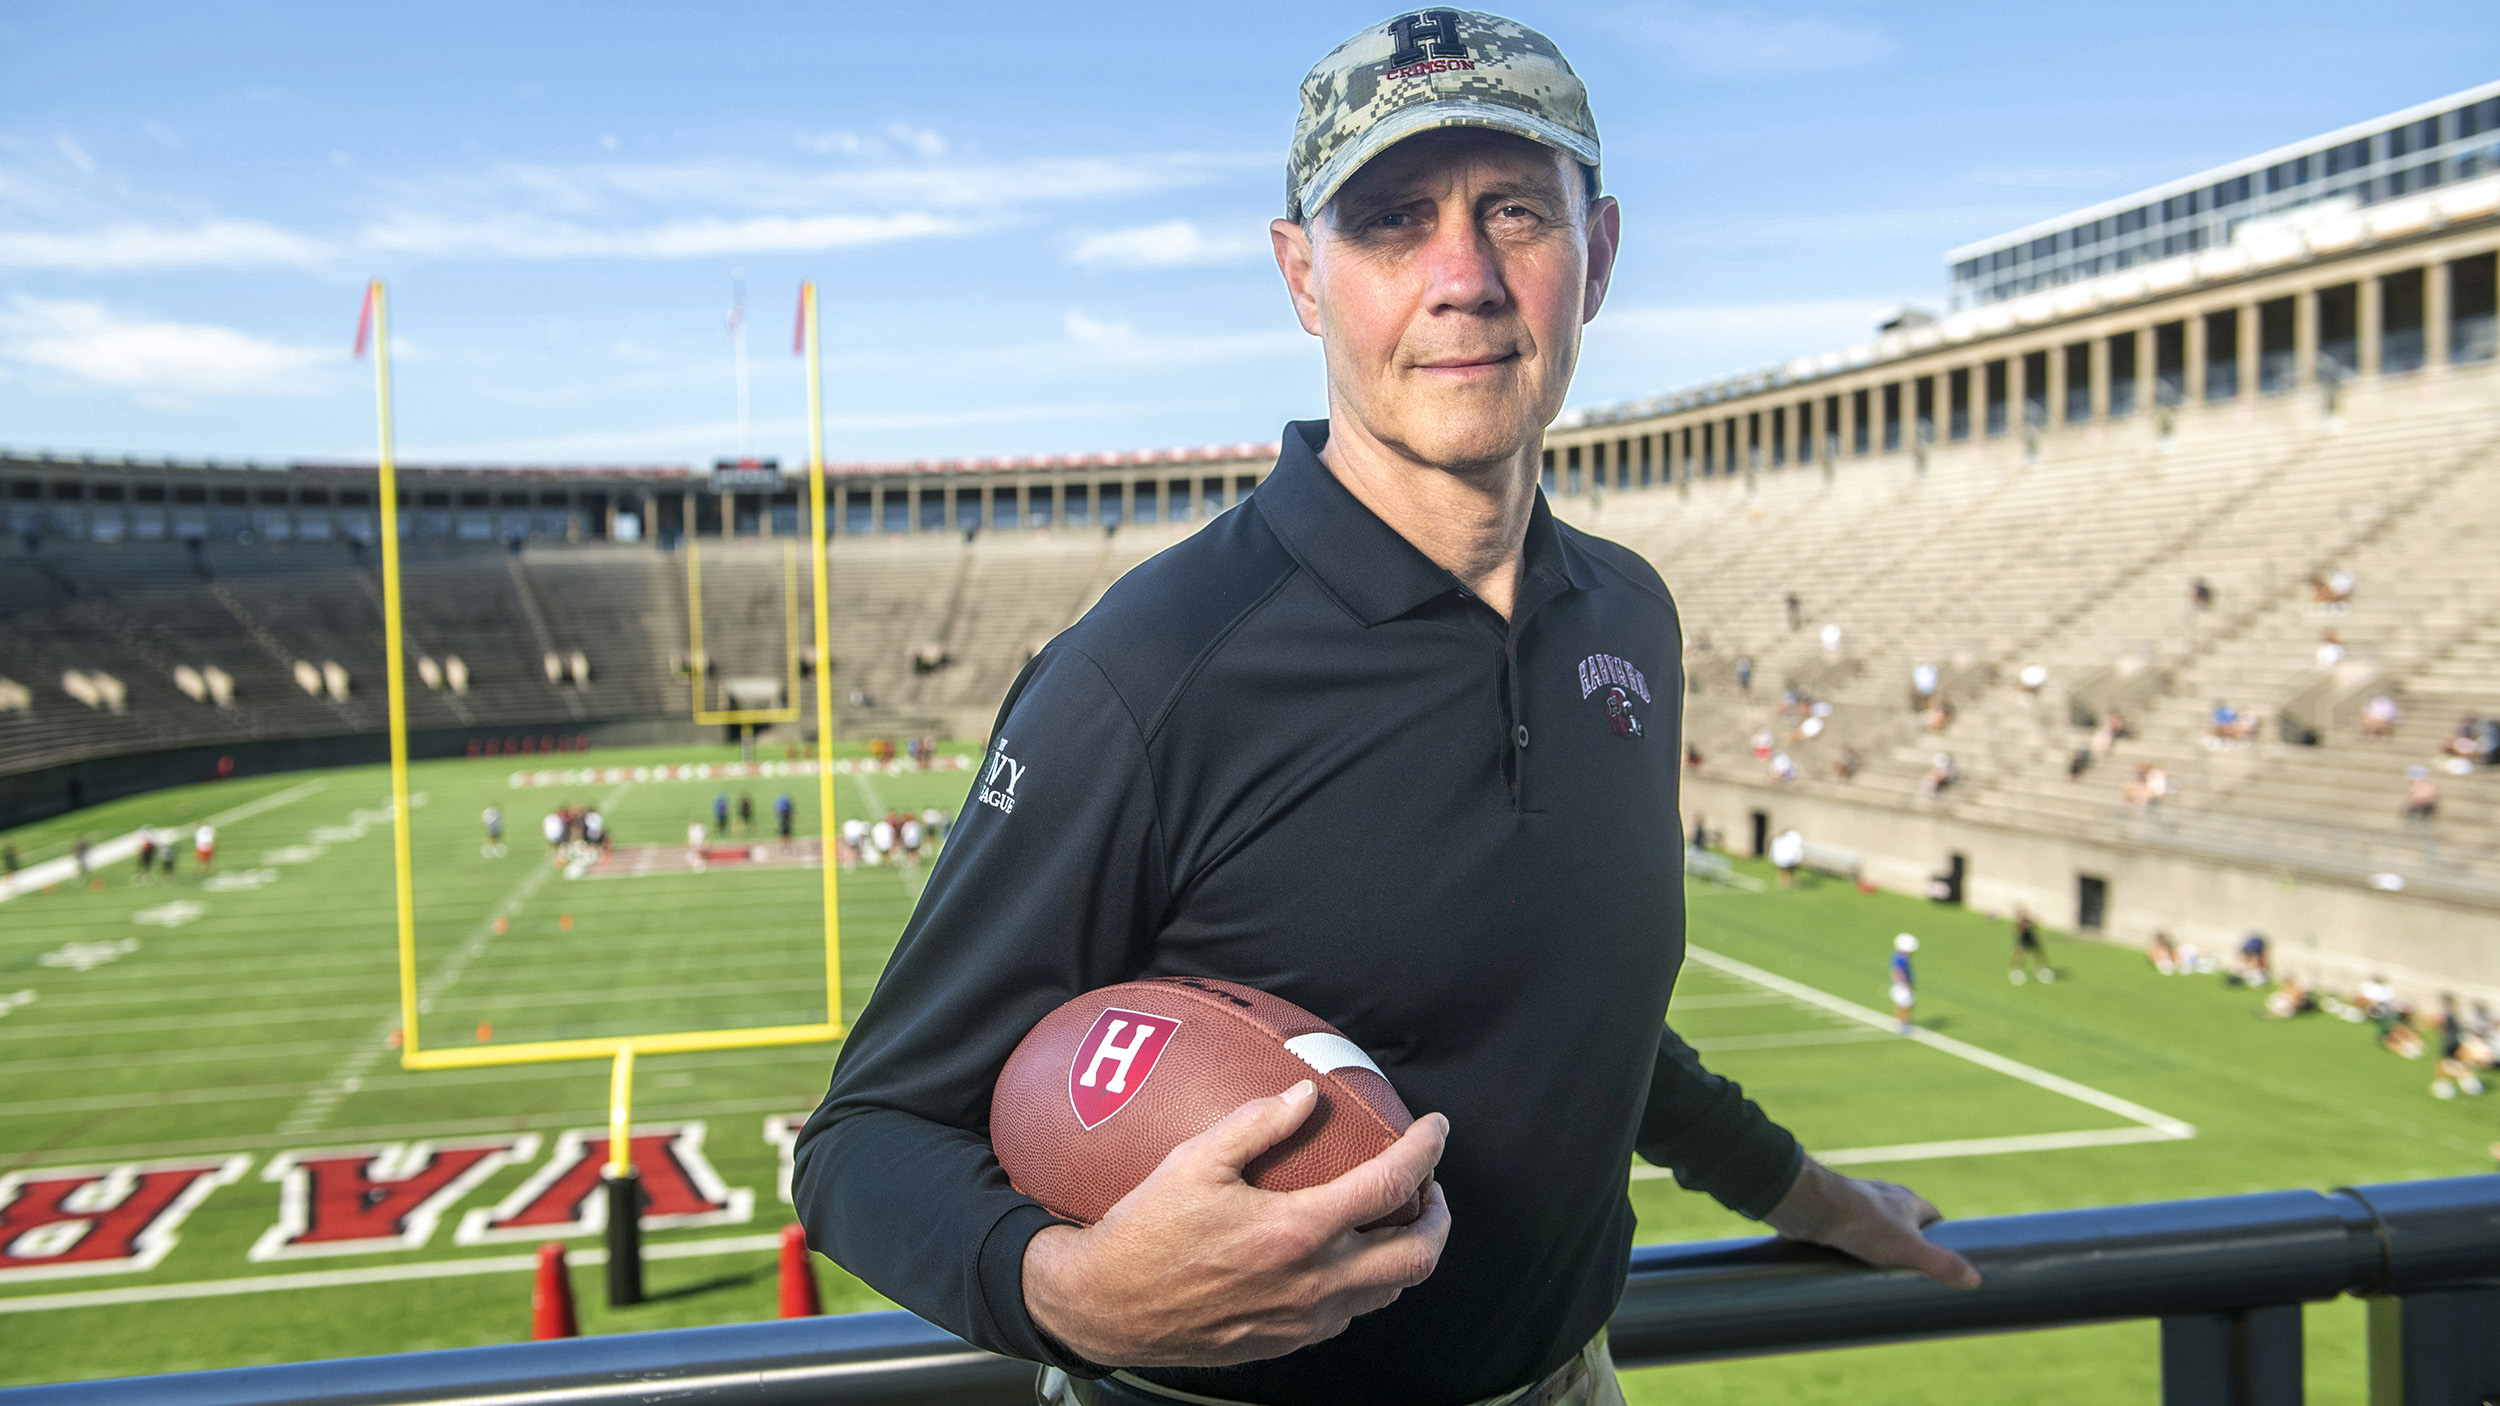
[1387,9,1467,68]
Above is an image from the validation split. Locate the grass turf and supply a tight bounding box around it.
[1,754,2493,1400]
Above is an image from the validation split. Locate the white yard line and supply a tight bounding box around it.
[1686,1029,1900,1053]
[0,1231,785,1315]
[1631,1125,2188,1179]
[276,780,632,1138]
[1670,993,1806,1010]
[0,780,328,904]
[1684,944,2197,1141]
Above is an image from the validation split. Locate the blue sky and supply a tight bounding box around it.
[1,2,2492,465]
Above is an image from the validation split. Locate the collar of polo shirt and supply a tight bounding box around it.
[1255,420,1597,627]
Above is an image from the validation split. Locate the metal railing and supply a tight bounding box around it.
[7,1174,2496,1406]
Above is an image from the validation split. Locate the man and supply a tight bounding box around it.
[776,792,795,842]
[191,823,215,877]
[481,804,505,859]
[796,13,1975,1405]
[1769,827,1805,889]
[1891,934,1919,1034]
[2010,909,2053,985]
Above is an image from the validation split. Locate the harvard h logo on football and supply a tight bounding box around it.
[1068,1008,1180,1130]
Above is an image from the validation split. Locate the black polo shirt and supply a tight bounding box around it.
[795,420,1802,1406]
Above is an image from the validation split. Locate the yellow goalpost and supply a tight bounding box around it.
[360,279,847,1300]
[685,536,803,728]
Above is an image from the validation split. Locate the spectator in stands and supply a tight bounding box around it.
[1820,622,1842,655]
[1910,662,1939,710]
[1834,745,1862,782]
[2445,716,2495,766]
[2232,933,2269,987]
[1768,750,1796,783]
[2090,708,2130,762]
[2264,976,2317,1019]
[2361,693,2400,739]
[2009,911,2053,985]
[1683,742,1705,772]
[2148,930,2181,975]
[2310,570,2354,614]
[2432,994,2487,1100]
[1785,590,1801,631]
[2192,578,2214,611]
[2017,663,2047,698]
[1769,828,1804,888]
[1752,728,1774,761]
[1921,697,1956,733]
[2123,763,2170,816]
[2067,746,2093,781]
[2314,629,2346,671]
[2403,766,2438,823]
[2208,701,2256,746]
[1917,752,1957,799]
[1734,655,1753,694]
[1890,935,1919,1035]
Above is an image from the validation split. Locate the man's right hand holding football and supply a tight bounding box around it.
[1021,1078,1452,1368]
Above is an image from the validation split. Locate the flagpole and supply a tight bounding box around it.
[803,281,844,1032]
[369,281,421,1060]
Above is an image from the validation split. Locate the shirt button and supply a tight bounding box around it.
[1515,724,1531,749]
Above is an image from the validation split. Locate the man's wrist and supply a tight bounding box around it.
[1021,1224,1102,1365]
[1762,1158,1836,1242]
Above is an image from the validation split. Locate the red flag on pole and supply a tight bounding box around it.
[353,281,377,359]
[792,285,808,356]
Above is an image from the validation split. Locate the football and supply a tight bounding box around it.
[991,976,1428,1228]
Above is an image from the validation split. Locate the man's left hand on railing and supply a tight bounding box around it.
[1763,1158,1983,1290]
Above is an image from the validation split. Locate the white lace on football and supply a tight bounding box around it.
[1283,1032,1384,1079]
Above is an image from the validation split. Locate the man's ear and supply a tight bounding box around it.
[1272,218,1324,337]
[1582,194,1621,324]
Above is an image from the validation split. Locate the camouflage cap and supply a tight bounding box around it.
[1287,9,1600,222]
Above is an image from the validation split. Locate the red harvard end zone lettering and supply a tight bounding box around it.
[0,1156,249,1283]
[453,1124,751,1247]
[1068,1008,1181,1131]
[249,1135,540,1262]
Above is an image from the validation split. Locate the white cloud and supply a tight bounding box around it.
[359,209,973,260]
[1060,309,1305,366]
[1066,219,1269,270]
[0,218,333,271]
[0,295,331,397]
[1628,7,1896,76]
[1656,203,2060,257]
[55,135,95,174]
[1573,297,1907,405]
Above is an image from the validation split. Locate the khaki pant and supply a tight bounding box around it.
[1038,1331,1624,1406]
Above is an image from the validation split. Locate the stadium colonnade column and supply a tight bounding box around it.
[2238,298,2261,398]
[2295,286,2319,391]
[2089,334,2109,421]
[2184,311,2207,405]
[2358,276,2383,378]
[2426,259,2452,368]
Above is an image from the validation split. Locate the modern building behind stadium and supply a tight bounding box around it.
[2,83,2496,1006]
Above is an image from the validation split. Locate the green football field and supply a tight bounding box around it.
[1,747,2494,1401]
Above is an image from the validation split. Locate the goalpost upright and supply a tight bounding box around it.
[361,279,848,1304]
